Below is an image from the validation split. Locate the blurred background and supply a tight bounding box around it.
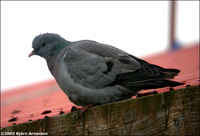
[1,1,199,91]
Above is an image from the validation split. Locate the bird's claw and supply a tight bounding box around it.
[79,104,94,116]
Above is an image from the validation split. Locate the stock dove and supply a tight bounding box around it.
[29,33,183,107]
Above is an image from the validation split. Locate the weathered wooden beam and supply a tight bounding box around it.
[1,86,199,135]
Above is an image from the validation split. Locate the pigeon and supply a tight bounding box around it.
[29,33,184,108]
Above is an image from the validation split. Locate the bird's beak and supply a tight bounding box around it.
[28,50,35,57]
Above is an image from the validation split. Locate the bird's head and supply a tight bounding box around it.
[29,33,69,60]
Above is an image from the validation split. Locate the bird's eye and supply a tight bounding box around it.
[42,42,46,47]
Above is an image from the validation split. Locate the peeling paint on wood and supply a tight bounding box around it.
[1,86,199,135]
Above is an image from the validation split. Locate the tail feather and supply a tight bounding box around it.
[120,80,184,90]
[162,68,180,79]
[113,55,184,91]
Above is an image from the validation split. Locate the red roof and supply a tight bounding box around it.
[1,43,199,128]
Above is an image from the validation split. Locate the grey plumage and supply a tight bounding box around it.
[29,33,183,106]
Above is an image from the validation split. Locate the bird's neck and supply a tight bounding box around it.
[46,44,69,78]
[46,40,70,60]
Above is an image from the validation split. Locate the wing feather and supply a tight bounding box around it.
[63,41,141,89]
[63,40,182,91]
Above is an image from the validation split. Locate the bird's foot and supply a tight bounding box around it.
[79,104,94,116]
[137,91,158,98]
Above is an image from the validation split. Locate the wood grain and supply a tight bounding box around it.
[1,85,199,135]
